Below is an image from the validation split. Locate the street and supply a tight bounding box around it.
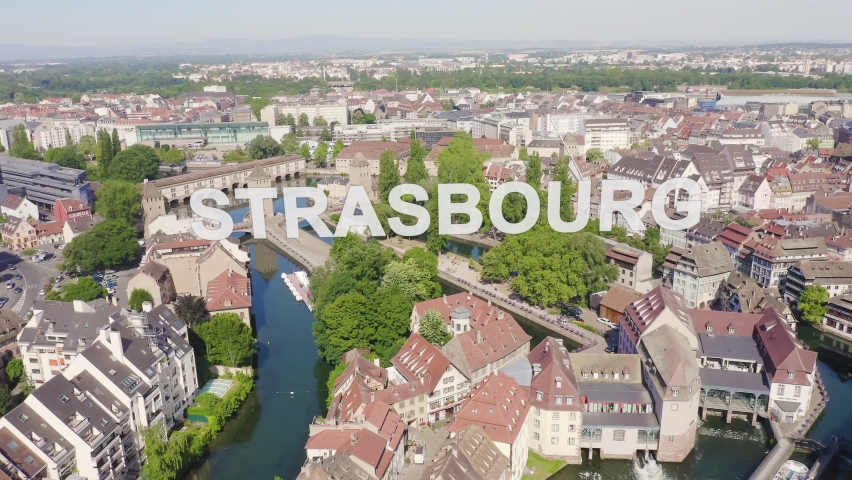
[0,247,63,316]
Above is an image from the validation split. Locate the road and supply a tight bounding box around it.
[0,247,62,316]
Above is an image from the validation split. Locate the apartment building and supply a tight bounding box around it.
[618,287,699,356]
[332,119,449,143]
[720,271,794,329]
[0,216,38,252]
[32,122,96,151]
[419,425,510,480]
[824,294,852,340]
[671,241,732,309]
[410,292,508,335]
[583,118,631,151]
[260,101,348,127]
[334,142,410,175]
[786,260,852,305]
[743,237,828,289]
[3,301,198,480]
[0,194,38,221]
[604,240,654,294]
[442,314,531,384]
[736,175,771,211]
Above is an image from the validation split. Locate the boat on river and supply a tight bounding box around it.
[282,271,313,310]
[773,460,809,480]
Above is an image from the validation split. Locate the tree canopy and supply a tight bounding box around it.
[61,277,107,302]
[314,142,329,167]
[798,284,829,324]
[9,125,40,159]
[378,149,400,203]
[62,220,139,272]
[404,139,428,185]
[129,288,154,311]
[247,135,282,159]
[175,296,210,327]
[107,144,160,182]
[95,180,141,225]
[5,358,23,385]
[280,132,301,154]
[419,309,452,346]
[195,313,256,367]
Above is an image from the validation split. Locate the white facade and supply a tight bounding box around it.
[260,102,349,126]
[583,118,630,151]
[33,122,96,151]
[539,112,584,135]
[1,196,39,221]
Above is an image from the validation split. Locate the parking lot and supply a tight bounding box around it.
[0,246,64,315]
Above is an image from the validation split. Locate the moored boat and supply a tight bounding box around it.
[772,460,809,480]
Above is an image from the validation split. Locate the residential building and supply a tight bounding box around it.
[205,269,252,324]
[785,260,852,305]
[53,198,92,224]
[62,215,103,245]
[334,142,409,175]
[736,175,771,211]
[0,156,90,211]
[0,310,28,355]
[126,261,176,307]
[604,240,655,294]
[0,216,37,251]
[442,314,531,384]
[597,286,642,324]
[0,194,38,220]
[410,292,508,335]
[448,371,530,480]
[332,119,449,143]
[691,153,733,212]
[743,237,828,289]
[584,118,631,151]
[671,241,732,309]
[419,425,510,480]
[260,101,348,127]
[720,271,794,329]
[824,294,852,340]
[35,221,64,246]
[618,287,698,355]
[716,222,755,269]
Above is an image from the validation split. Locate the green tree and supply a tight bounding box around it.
[244,97,270,121]
[314,142,329,167]
[805,137,821,150]
[378,149,400,203]
[585,148,604,161]
[279,132,301,154]
[425,182,447,252]
[526,151,542,192]
[319,127,332,142]
[140,423,188,480]
[281,113,296,126]
[62,220,140,272]
[798,284,829,324]
[247,135,282,160]
[129,288,153,311]
[5,358,23,385]
[380,259,435,303]
[175,296,211,327]
[418,309,451,346]
[552,156,575,222]
[352,110,366,124]
[436,133,491,232]
[300,143,311,161]
[62,277,107,302]
[195,392,220,412]
[95,180,141,225]
[44,147,84,169]
[97,130,114,176]
[325,361,349,407]
[9,125,41,160]
[404,139,428,185]
[0,384,11,416]
[298,113,310,126]
[156,147,185,164]
[313,115,327,126]
[0,144,4,152]
[107,144,160,182]
[333,139,345,158]
[111,128,121,156]
[195,313,256,366]
[223,147,252,163]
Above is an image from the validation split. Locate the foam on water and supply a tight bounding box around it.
[632,458,670,480]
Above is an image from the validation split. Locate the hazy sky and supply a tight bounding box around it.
[3,0,851,46]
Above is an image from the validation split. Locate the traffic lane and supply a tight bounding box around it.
[0,251,55,315]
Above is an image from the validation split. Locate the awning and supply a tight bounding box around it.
[774,400,801,413]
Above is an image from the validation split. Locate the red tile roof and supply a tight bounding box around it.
[205,269,252,312]
[448,317,531,374]
[391,333,451,392]
[754,309,816,385]
[414,293,510,329]
[449,371,530,445]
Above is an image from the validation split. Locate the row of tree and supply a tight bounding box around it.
[275,113,329,127]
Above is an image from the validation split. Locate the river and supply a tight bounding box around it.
[183,184,852,480]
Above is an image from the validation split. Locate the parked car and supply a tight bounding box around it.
[13,287,22,294]
[39,288,46,296]
[5,281,11,289]
[605,344,617,354]
[562,305,583,319]
[15,274,22,280]
[8,265,15,270]
[57,244,66,250]
[597,317,616,328]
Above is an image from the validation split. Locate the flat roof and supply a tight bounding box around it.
[146,154,302,188]
[698,333,763,363]
[577,382,653,404]
[582,412,659,429]
[698,368,770,393]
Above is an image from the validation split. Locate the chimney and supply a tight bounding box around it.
[373,357,381,367]
[141,301,153,313]
[442,294,447,306]
[350,433,357,446]
[476,330,482,344]
[370,392,375,403]
[109,329,123,360]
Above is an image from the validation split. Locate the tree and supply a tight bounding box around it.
[111,128,121,156]
[325,361,349,407]
[300,143,311,161]
[62,220,140,272]
[552,156,575,222]
[140,423,188,480]
[244,97,270,121]
[436,133,491,232]
[175,296,210,327]
[9,125,41,160]
[62,277,107,302]
[526,151,542,191]
[419,309,451,346]
[314,142,329,167]
[156,147,184,164]
[223,147,252,163]
[378,149,400,203]
[129,288,153,311]
[319,127,332,142]
[380,259,435,303]
[97,130,114,176]
[798,284,829,324]
[95,180,141,225]
[333,140,345,158]
[313,115,327,126]
[5,358,23,385]
[281,113,296,126]
[247,135,282,160]
[107,144,160,182]
[585,148,604,161]
[298,113,310,126]
[195,313,256,367]
[280,133,301,154]
[352,110,366,125]
[404,139,428,185]
[0,384,11,416]
[44,146,84,169]
[806,137,821,150]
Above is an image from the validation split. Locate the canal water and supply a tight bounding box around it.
[184,183,852,480]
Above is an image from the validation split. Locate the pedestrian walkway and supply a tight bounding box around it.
[263,214,331,270]
[12,292,26,313]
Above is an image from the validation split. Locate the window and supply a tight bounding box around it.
[569,424,575,432]
[534,432,540,441]
[409,398,414,406]
[668,436,675,443]
[671,403,678,411]
[551,424,559,432]
[567,396,573,405]
[603,372,608,379]
[534,420,540,428]
[408,410,414,418]
[672,388,679,397]
[624,373,630,380]
[535,407,540,416]
[794,386,802,397]
[556,396,563,405]
[613,430,625,441]
[778,385,785,396]
[567,437,575,445]
[552,412,560,420]
[444,376,454,384]
[551,437,559,445]
[536,391,543,401]
[582,372,589,379]
[28,358,37,364]
[569,412,576,420]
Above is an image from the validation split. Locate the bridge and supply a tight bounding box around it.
[145,154,306,207]
[698,368,770,426]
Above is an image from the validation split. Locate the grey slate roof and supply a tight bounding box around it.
[698,333,763,363]
[582,412,659,428]
[698,368,770,393]
[576,382,653,404]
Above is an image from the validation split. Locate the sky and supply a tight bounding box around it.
[3,0,851,47]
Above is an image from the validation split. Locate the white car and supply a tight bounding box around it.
[597,318,616,328]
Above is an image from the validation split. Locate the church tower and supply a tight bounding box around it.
[246,164,274,218]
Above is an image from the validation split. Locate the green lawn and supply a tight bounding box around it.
[522,451,566,480]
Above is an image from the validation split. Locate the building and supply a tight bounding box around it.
[785,260,852,306]
[126,261,176,307]
[597,285,642,324]
[32,121,96,151]
[410,292,509,335]
[671,241,732,309]
[442,313,531,384]
[604,241,654,294]
[618,287,698,355]
[743,237,828,289]
[448,371,530,480]
[332,119,450,143]
[419,425,510,480]
[53,198,92,224]
[35,221,64,246]
[583,118,631,151]
[139,237,248,298]
[0,194,38,220]
[144,155,304,207]
[0,156,90,210]
[261,102,348,127]
[720,271,794,329]
[128,122,270,146]
[205,269,252,324]
[736,175,771,211]
[0,216,37,252]
[63,215,102,245]
[824,294,852,340]
[334,142,409,175]
[5,301,198,480]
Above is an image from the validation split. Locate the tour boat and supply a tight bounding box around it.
[773,460,809,480]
